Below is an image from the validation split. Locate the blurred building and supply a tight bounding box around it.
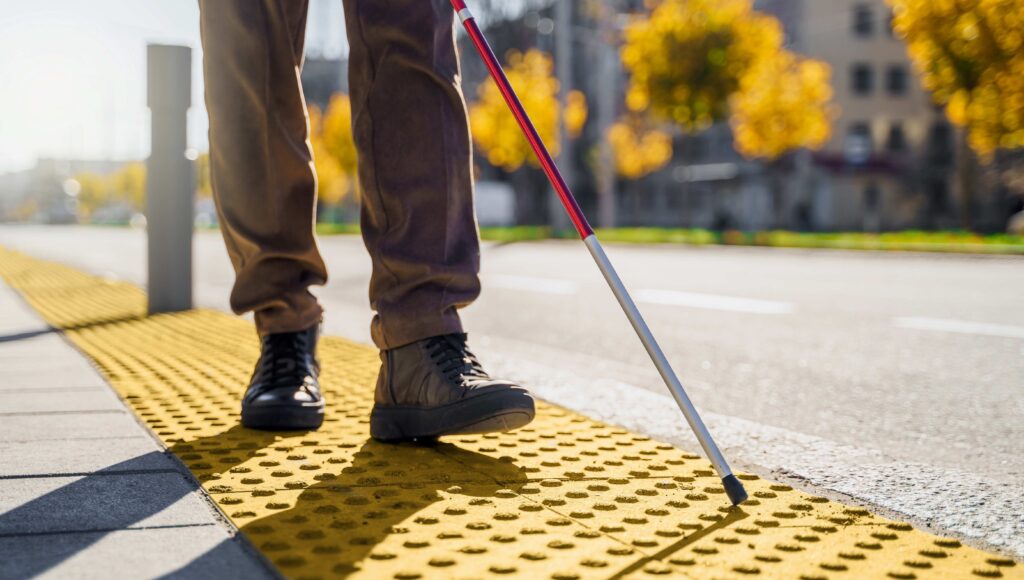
[300,0,348,111]
[301,56,348,111]
[0,158,124,223]
[757,0,960,231]
[605,0,982,232]
[293,1,1005,232]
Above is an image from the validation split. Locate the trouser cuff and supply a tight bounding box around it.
[371,309,465,350]
[254,300,324,336]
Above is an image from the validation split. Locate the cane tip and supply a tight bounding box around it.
[722,474,748,506]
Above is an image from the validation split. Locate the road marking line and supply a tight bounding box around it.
[635,289,796,314]
[893,316,1024,339]
[487,274,578,295]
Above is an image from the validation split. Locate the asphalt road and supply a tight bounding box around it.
[2,224,1021,556]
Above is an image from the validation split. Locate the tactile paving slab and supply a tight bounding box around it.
[1,247,1020,579]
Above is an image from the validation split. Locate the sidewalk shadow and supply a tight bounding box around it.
[607,508,749,579]
[0,426,272,578]
[0,328,52,343]
[0,450,197,579]
[0,314,146,344]
[162,427,527,577]
[0,423,525,579]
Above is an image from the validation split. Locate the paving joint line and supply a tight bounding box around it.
[0,523,219,540]
[0,386,107,393]
[0,468,186,480]
[1,435,152,444]
[0,409,127,417]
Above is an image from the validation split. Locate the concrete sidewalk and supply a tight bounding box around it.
[0,282,274,579]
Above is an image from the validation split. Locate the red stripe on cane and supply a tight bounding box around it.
[455,7,594,239]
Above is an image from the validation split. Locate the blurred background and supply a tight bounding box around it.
[2,0,1023,253]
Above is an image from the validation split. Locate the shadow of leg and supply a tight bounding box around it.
[235,439,528,576]
[160,424,530,577]
[154,534,276,580]
[0,425,289,578]
[606,508,750,579]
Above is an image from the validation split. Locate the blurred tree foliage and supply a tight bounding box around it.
[730,50,834,159]
[621,0,782,130]
[73,162,146,217]
[620,0,833,166]
[74,172,108,217]
[195,153,212,199]
[75,154,210,219]
[308,93,358,206]
[72,94,358,220]
[469,49,588,171]
[10,198,38,222]
[608,114,673,179]
[888,0,1024,156]
[564,90,589,141]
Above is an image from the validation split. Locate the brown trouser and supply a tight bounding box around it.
[199,0,480,349]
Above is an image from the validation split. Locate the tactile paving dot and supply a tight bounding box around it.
[1,247,1020,579]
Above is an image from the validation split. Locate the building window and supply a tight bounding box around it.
[886,123,907,152]
[853,4,874,37]
[851,63,874,95]
[887,65,908,95]
[845,121,874,163]
[849,121,872,140]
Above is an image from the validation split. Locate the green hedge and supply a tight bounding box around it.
[314,223,1024,255]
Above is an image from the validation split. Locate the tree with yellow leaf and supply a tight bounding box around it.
[195,153,213,200]
[888,0,1023,228]
[74,172,111,217]
[73,162,147,218]
[607,114,674,179]
[109,162,146,210]
[469,49,587,172]
[320,94,359,184]
[621,0,833,168]
[730,50,834,160]
[621,0,783,131]
[308,94,359,208]
[564,90,588,141]
[888,0,1023,155]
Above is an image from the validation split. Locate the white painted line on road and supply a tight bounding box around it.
[893,316,1024,339]
[487,275,578,296]
[635,289,796,315]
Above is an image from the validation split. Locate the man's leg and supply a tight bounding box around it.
[200,0,326,430]
[344,0,535,441]
[344,0,480,350]
[200,0,327,335]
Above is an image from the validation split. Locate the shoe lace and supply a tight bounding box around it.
[253,330,317,385]
[425,334,488,385]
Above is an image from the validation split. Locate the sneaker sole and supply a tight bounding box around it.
[369,388,536,442]
[241,403,325,431]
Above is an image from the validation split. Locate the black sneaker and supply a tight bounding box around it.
[369,333,535,441]
[241,325,325,430]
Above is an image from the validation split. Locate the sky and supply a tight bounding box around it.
[0,0,347,174]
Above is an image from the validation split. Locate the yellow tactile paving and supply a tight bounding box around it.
[0,246,1020,580]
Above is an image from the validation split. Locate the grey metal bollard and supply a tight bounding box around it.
[146,44,194,315]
